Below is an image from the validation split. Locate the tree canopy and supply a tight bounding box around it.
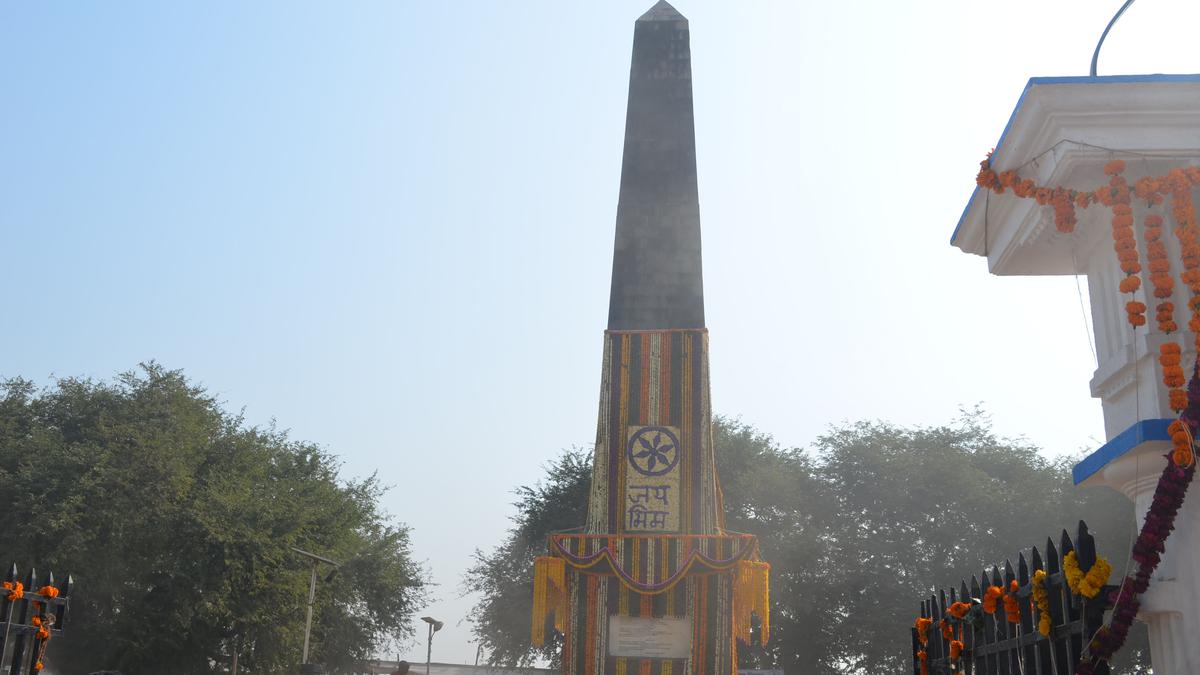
[0,364,426,674]
[464,413,1150,674]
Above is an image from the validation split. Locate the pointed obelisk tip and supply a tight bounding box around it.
[608,0,701,331]
[638,0,686,22]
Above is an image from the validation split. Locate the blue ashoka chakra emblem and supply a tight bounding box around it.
[627,426,681,477]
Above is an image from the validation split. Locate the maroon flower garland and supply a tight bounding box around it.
[1074,362,1199,675]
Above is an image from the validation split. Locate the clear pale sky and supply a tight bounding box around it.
[4,0,1200,665]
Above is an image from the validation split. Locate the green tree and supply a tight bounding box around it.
[0,364,427,674]
[462,450,591,668]
[464,414,1150,674]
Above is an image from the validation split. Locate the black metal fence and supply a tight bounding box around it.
[0,564,72,675]
[912,521,1114,675]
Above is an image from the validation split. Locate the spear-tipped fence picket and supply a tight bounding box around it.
[912,521,1115,675]
[0,564,72,675]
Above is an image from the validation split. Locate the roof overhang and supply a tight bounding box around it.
[951,74,1200,275]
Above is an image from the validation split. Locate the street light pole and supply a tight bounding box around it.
[420,616,443,675]
[302,559,318,664]
[292,547,340,667]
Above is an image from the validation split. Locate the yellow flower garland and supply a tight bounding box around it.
[1031,570,1052,637]
[530,556,567,646]
[733,559,771,645]
[1063,551,1112,599]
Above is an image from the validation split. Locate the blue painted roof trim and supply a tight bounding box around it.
[1073,418,1173,485]
[950,74,1200,247]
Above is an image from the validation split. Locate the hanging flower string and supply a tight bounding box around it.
[1164,168,1200,350]
[914,617,931,675]
[1169,419,1195,468]
[977,157,1200,429]
[1096,161,1148,326]
[1062,552,1112,598]
[1031,570,1052,637]
[944,602,969,673]
[2,581,23,602]
[982,584,1003,614]
[1002,580,1021,624]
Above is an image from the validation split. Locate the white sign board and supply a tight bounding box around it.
[607,615,692,659]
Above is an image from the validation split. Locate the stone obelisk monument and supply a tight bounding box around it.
[532,4,769,674]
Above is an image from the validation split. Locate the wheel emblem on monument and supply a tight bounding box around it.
[627,426,680,476]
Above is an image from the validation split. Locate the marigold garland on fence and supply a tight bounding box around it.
[914,617,932,645]
[1031,569,1052,637]
[22,584,60,673]
[946,601,970,619]
[914,616,932,675]
[982,584,1003,614]
[1002,579,1021,624]
[1062,551,1112,599]
[3,581,23,602]
[949,639,964,660]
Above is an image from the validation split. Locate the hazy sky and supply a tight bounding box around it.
[5,0,1200,665]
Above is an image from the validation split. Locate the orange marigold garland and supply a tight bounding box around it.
[1169,419,1195,468]
[950,639,964,660]
[976,155,999,192]
[914,617,931,675]
[1137,213,1185,410]
[946,601,970,619]
[1002,579,1021,624]
[3,581,23,602]
[976,155,1200,412]
[28,586,57,673]
[914,617,932,645]
[977,156,1079,232]
[1161,343,1187,414]
[1099,161,1146,326]
[982,584,1004,614]
[1167,167,1200,349]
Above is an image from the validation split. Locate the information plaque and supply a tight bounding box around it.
[607,615,693,659]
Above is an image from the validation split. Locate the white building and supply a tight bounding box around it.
[953,73,1200,675]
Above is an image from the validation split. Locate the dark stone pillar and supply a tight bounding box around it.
[607,0,704,331]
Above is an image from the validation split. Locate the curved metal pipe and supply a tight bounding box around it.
[1091,0,1137,76]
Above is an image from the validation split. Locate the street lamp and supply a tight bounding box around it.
[292,547,341,667]
[420,616,443,675]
